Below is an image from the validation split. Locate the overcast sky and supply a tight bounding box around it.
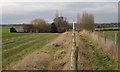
[0,0,119,24]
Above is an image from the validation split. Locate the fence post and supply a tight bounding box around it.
[104,32,106,44]
[103,31,106,44]
[115,32,118,51]
[103,31,104,37]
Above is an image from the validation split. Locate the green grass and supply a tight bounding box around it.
[80,35,118,70]
[2,28,61,69]
[2,28,32,40]
[53,55,63,59]
[94,27,120,31]
[96,31,118,41]
[45,46,65,51]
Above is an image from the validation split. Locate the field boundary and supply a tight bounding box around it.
[69,30,78,71]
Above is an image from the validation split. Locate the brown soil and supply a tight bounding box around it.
[11,52,51,70]
[46,31,72,70]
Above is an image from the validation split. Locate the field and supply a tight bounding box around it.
[2,28,31,40]
[2,28,118,70]
[95,31,118,41]
[94,27,120,31]
[2,28,61,69]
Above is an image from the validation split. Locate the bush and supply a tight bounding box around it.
[10,27,17,32]
[50,23,58,33]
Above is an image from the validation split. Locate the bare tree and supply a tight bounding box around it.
[88,13,94,30]
[23,18,49,33]
[30,18,47,32]
[54,11,69,32]
[77,13,80,24]
[77,11,94,31]
[55,10,59,18]
[23,24,34,32]
[76,13,81,30]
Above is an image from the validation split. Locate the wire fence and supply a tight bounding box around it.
[68,31,78,72]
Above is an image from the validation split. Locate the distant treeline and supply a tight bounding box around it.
[23,12,72,33]
[3,11,119,33]
[94,23,119,28]
[95,29,120,31]
[94,23,119,31]
[2,24,26,27]
[23,11,95,33]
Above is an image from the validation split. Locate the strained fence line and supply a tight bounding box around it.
[70,31,77,70]
[68,33,73,71]
[68,31,78,71]
[68,19,78,71]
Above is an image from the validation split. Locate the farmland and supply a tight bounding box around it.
[1,1,119,71]
[2,28,61,69]
[2,28,31,40]
[2,27,118,70]
[95,31,118,41]
[94,27,120,31]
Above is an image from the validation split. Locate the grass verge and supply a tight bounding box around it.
[80,34,118,70]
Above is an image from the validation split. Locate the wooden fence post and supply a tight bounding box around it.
[103,31,106,44]
[115,32,118,51]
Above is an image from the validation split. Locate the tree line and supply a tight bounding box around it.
[23,11,72,33]
[76,11,94,31]
[23,11,94,33]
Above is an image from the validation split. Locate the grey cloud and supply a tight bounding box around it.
[2,2,118,24]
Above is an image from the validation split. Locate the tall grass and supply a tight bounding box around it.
[80,30,118,62]
[80,35,118,70]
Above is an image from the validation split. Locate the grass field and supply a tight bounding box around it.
[2,28,119,70]
[94,27,120,31]
[2,28,32,40]
[95,31,118,41]
[2,28,60,69]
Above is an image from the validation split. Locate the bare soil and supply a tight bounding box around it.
[11,52,51,70]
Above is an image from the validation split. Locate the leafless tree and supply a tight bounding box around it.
[23,18,49,33]
[54,11,69,32]
[77,11,94,31]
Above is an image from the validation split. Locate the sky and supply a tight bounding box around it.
[0,0,119,24]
